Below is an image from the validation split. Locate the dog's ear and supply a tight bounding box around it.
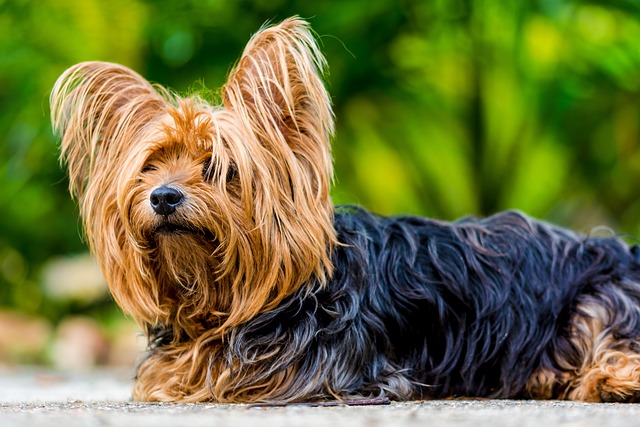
[221,17,334,200]
[216,18,337,330]
[50,62,165,200]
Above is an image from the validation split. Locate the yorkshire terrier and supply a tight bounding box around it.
[50,17,640,403]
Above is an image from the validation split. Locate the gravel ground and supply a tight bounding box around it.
[2,367,640,427]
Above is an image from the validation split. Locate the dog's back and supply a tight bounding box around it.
[340,208,640,399]
[226,207,640,401]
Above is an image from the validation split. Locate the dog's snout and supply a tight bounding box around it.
[150,186,183,216]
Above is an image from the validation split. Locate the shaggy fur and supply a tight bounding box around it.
[51,17,640,403]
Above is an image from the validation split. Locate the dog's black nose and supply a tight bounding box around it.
[150,186,183,216]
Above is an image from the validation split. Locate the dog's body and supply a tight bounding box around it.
[51,18,640,403]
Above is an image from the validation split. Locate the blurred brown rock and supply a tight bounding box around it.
[51,317,109,371]
[0,310,52,364]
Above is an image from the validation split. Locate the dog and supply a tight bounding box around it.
[50,17,640,403]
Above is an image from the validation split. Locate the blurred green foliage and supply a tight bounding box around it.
[2,0,640,319]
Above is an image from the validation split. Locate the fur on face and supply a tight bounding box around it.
[51,18,336,341]
[51,17,640,404]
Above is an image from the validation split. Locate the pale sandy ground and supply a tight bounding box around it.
[3,367,640,427]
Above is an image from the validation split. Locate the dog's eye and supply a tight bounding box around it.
[227,163,237,182]
[202,157,237,183]
[202,157,215,181]
[142,165,157,173]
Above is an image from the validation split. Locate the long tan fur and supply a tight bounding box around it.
[51,17,640,404]
[51,18,337,401]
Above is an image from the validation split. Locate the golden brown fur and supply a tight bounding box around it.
[51,18,337,401]
[51,18,335,336]
[51,17,640,403]
[527,292,640,402]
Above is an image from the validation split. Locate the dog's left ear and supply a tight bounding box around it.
[221,17,334,200]
[216,18,337,330]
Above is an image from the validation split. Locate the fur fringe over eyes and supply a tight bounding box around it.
[51,17,640,403]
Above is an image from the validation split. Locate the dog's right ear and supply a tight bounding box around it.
[50,62,165,199]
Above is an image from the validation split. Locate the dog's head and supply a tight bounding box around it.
[50,18,336,337]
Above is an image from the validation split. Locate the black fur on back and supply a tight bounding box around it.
[169,206,640,400]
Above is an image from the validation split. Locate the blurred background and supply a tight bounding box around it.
[2,0,640,371]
